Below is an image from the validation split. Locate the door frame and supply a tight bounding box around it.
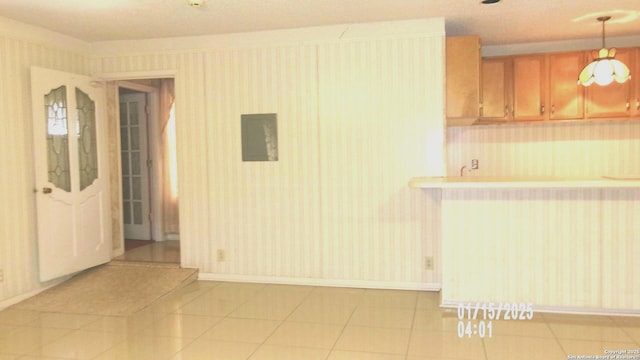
[119,84,156,241]
[94,70,177,258]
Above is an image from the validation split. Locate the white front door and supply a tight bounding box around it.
[119,93,152,240]
[31,67,112,282]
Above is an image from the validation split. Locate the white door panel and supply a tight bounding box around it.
[31,66,112,282]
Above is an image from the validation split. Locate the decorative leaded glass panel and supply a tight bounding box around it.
[45,86,71,192]
[76,88,98,191]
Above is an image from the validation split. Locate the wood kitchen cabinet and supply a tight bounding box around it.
[446,36,481,125]
[480,54,546,122]
[512,54,547,121]
[461,43,640,126]
[548,51,585,120]
[480,56,511,121]
[586,48,635,118]
[633,48,640,117]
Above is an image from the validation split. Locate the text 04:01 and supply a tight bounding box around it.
[458,320,492,338]
[457,302,534,321]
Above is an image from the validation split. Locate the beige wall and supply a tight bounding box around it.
[444,121,640,312]
[0,18,90,302]
[91,19,446,289]
[447,121,640,177]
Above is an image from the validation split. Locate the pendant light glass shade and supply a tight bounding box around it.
[577,17,631,87]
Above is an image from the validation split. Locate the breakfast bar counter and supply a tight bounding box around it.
[409,174,640,315]
[409,176,640,189]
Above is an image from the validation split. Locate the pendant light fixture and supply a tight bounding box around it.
[578,16,631,87]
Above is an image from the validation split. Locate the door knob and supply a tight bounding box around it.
[42,187,52,194]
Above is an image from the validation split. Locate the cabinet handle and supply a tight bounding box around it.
[636,99,639,111]
[626,100,631,111]
[551,104,555,115]
[505,105,509,117]
[540,104,545,115]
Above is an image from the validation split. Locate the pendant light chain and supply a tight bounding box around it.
[598,16,611,49]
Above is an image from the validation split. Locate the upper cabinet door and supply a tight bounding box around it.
[633,48,640,117]
[480,57,512,121]
[512,54,547,121]
[586,48,634,118]
[549,51,585,120]
[446,36,481,123]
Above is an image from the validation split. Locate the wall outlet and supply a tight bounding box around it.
[471,159,479,170]
[424,257,434,271]
[217,249,226,262]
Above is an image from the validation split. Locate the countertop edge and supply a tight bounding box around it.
[408,176,640,189]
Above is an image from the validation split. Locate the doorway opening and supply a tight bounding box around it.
[111,78,180,264]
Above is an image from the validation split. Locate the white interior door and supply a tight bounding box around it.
[120,93,152,240]
[31,67,112,282]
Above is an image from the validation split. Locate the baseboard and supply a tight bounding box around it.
[165,233,180,241]
[440,300,640,317]
[198,272,442,291]
[0,276,70,311]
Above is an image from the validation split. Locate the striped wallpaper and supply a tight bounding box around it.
[202,45,322,279]
[447,120,640,177]
[90,21,446,290]
[317,37,443,286]
[444,121,640,312]
[0,31,90,302]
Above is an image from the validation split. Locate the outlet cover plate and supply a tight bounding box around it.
[425,257,434,270]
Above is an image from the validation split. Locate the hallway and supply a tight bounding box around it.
[114,240,180,264]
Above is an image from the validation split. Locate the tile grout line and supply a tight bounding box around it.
[244,284,318,359]
[210,282,269,359]
[544,315,574,358]
[403,290,420,360]
[131,281,225,360]
[165,281,260,359]
[321,290,362,360]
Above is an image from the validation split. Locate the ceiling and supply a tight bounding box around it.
[0,0,639,45]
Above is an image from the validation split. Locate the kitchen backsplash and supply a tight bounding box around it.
[447,121,640,177]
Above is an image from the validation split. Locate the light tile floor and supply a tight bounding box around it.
[113,240,180,264]
[1,281,639,359]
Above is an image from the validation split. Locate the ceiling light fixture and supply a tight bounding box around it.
[186,0,205,8]
[577,16,631,87]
